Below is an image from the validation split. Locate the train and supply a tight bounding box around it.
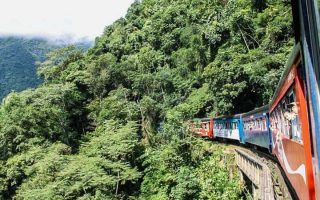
[191,0,320,199]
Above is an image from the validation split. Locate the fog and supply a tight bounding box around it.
[0,0,135,42]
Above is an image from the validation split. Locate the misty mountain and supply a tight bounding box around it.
[0,36,92,100]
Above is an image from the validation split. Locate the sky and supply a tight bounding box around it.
[0,0,135,42]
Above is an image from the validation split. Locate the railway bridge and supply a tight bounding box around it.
[234,148,294,200]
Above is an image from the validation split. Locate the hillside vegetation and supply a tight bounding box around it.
[0,0,293,199]
[0,37,57,100]
[0,37,91,100]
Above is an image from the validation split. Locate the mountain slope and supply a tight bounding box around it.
[0,37,56,100]
[0,37,92,100]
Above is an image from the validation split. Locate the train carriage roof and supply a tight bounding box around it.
[270,44,300,106]
[242,105,269,118]
[214,113,242,120]
[191,117,212,122]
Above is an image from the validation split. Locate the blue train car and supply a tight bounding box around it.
[213,114,244,143]
[242,105,271,150]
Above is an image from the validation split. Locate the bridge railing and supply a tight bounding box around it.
[235,149,274,200]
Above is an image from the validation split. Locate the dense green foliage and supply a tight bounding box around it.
[0,37,91,100]
[0,37,57,100]
[0,0,294,199]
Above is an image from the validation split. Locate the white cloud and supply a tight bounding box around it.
[0,0,135,41]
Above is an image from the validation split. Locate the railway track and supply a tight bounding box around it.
[232,144,297,200]
[208,137,294,199]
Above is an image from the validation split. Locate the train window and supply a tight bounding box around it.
[263,118,267,130]
[281,100,286,110]
[254,119,257,130]
[203,123,208,130]
[231,122,235,130]
[286,89,303,142]
[250,120,254,130]
[259,118,262,130]
[281,104,289,136]
[288,92,294,104]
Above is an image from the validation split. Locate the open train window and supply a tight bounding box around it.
[228,122,232,129]
[286,88,303,142]
[202,123,208,130]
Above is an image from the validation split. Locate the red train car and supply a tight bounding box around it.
[292,0,320,198]
[190,118,214,139]
[269,45,315,199]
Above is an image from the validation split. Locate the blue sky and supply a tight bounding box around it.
[0,0,135,41]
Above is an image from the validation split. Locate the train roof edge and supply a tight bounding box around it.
[242,104,270,117]
[214,113,242,119]
[191,117,212,122]
[270,43,300,105]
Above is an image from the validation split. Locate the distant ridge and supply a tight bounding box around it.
[0,36,92,100]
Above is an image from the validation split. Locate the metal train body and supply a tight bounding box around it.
[213,114,244,143]
[190,118,214,138]
[269,44,314,199]
[242,105,271,150]
[190,0,320,198]
[295,0,320,198]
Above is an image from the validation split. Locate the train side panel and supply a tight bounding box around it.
[213,117,241,142]
[242,107,271,150]
[269,45,315,200]
[190,118,214,139]
[297,0,320,197]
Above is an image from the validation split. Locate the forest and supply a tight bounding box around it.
[0,37,91,100]
[0,37,56,100]
[0,0,294,199]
